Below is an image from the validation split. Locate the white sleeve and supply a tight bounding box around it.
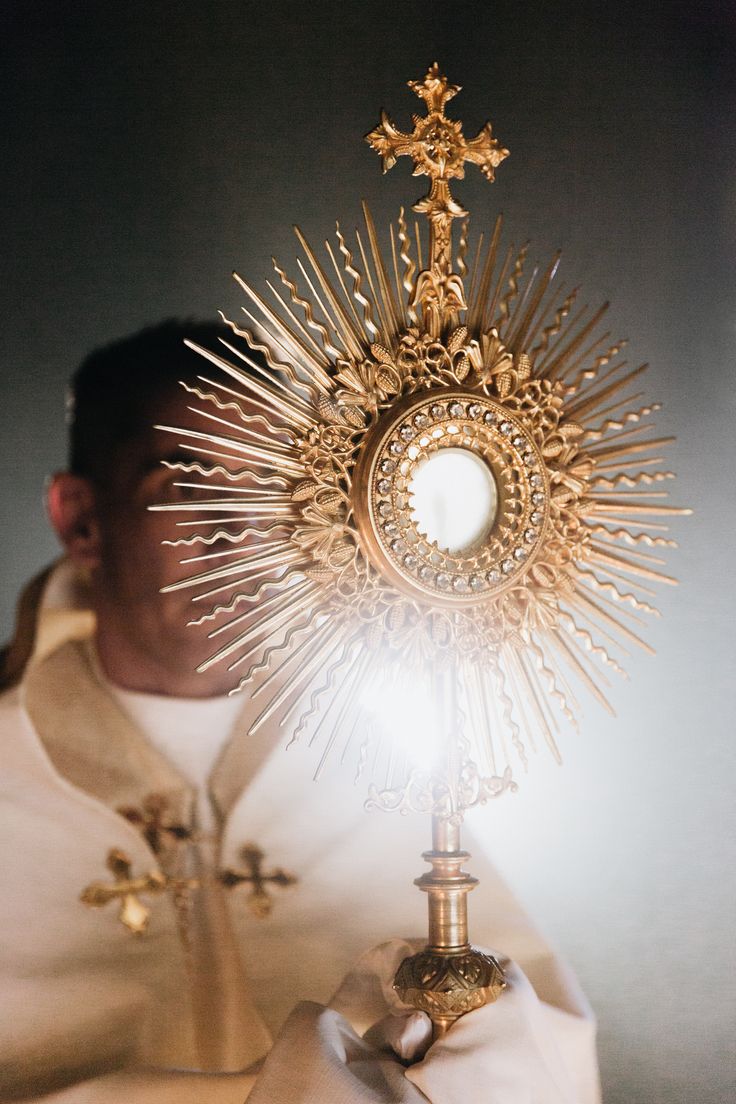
[251,940,600,1104]
[247,1002,427,1104]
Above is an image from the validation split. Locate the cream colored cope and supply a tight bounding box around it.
[0,564,598,1100]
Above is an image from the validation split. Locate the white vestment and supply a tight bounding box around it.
[0,562,600,1102]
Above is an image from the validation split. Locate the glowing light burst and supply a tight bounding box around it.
[152,66,688,816]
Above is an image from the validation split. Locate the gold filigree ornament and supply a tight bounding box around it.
[153,64,689,1034]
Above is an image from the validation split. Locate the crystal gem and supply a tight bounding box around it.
[430,404,445,419]
[378,502,392,518]
[391,538,406,555]
[419,565,434,581]
[413,412,429,428]
[436,572,451,589]
[530,473,543,487]
[523,452,536,467]
[484,411,497,425]
[400,425,414,441]
[532,491,545,506]
[525,528,537,543]
[380,459,395,474]
[389,441,404,456]
[514,547,527,561]
[531,510,542,524]
[502,558,515,574]
[448,401,463,418]
[500,421,513,436]
[377,478,391,494]
[512,435,525,449]
[453,577,469,592]
[468,403,482,418]
[470,574,485,590]
[404,553,418,570]
[487,568,501,583]
[383,521,399,536]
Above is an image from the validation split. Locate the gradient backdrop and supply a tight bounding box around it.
[2,3,734,1101]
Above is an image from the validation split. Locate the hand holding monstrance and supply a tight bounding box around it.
[154,64,687,1039]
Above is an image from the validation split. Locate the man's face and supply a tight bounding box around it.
[88,387,257,695]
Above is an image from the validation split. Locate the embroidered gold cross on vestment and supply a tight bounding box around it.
[80,848,197,934]
[219,843,298,918]
[117,793,193,856]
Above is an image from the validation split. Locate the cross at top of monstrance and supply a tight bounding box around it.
[153,65,688,1036]
[367,63,508,328]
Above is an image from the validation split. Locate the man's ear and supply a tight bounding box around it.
[46,473,102,568]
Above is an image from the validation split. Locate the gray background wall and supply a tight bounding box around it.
[2,2,734,1100]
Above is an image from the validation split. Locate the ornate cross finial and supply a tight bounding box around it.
[117,793,193,856]
[219,843,298,918]
[367,63,508,189]
[80,847,197,934]
[366,64,508,333]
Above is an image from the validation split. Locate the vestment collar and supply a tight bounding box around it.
[23,637,279,831]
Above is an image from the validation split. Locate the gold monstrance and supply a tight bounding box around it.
[154,66,688,1037]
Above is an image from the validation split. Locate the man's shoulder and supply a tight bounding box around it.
[0,682,26,741]
[0,678,54,786]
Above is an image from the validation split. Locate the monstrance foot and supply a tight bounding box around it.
[393,816,506,1040]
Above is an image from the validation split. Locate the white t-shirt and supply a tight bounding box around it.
[108,684,243,831]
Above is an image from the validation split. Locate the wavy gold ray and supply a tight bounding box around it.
[294,227,365,359]
[234,274,338,385]
[266,276,336,366]
[184,341,315,426]
[553,632,615,715]
[587,524,677,549]
[324,233,370,338]
[188,569,308,626]
[559,606,631,667]
[396,208,418,324]
[235,614,318,691]
[250,619,349,735]
[218,314,318,404]
[582,402,661,440]
[529,286,579,359]
[271,257,338,362]
[497,242,529,330]
[456,219,469,280]
[565,361,648,418]
[525,637,578,729]
[538,302,610,379]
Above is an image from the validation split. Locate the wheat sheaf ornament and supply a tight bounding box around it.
[155,65,688,1033]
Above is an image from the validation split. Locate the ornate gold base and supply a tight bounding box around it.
[394,816,506,1039]
[394,945,506,1039]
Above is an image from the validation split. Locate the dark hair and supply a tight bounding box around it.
[68,319,226,480]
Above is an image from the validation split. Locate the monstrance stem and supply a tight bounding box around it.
[393,669,506,1040]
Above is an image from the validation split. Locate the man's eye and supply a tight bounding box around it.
[162,478,203,503]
